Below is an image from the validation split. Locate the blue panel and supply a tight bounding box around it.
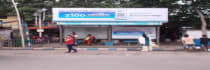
[59,12,115,18]
[109,48,117,51]
[104,41,114,46]
[87,48,98,51]
[194,39,200,46]
[114,31,145,36]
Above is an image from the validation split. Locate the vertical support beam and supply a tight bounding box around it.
[107,25,112,41]
[35,16,38,26]
[25,24,31,47]
[38,14,42,37]
[59,25,63,44]
[156,26,160,45]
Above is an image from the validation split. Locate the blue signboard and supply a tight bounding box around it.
[113,31,145,36]
[59,12,115,18]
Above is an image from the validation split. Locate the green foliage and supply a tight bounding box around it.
[0,0,209,28]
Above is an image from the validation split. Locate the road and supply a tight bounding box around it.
[0,50,210,70]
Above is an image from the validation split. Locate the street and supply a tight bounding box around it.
[0,50,210,70]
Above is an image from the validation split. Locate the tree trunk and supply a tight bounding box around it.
[192,0,207,35]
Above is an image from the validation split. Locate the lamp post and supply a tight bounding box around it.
[11,0,25,48]
[33,13,38,26]
[37,9,43,37]
[42,8,48,21]
[55,0,60,2]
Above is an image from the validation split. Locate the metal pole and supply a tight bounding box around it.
[35,16,37,26]
[42,11,45,21]
[11,0,25,48]
[156,26,160,45]
[38,13,42,37]
[107,25,112,41]
[59,25,63,44]
[25,24,31,47]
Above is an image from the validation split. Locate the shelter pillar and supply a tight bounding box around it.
[59,25,64,44]
[107,25,112,41]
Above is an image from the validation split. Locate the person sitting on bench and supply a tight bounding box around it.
[181,34,195,51]
[83,34,95,45]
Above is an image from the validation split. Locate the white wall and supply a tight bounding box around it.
[186,30,210,38]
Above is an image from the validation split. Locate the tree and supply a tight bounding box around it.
[191,0,209,35]
[1,0,209,30]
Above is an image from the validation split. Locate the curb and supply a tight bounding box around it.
[1,48,209,52]
[0,48,164,51]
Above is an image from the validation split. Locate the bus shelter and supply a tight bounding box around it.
[52,8,168,45]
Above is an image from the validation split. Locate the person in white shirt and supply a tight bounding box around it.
[138,34,151,51]
[70,32,78,46]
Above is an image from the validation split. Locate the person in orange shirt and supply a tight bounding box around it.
[87,34,95,45]
[181,34,195,50]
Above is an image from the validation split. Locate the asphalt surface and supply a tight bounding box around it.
[0,50,210,70]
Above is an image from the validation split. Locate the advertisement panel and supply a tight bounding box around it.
[57,22,162,25]
[112,27,156,39]
[53,8,168,22]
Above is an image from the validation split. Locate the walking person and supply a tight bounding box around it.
[138,34,150,51]
[65,35,77,53]
[200,35,209,51]
[70,32,78,46]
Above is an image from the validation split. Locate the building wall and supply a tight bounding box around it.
[0,16,19,29]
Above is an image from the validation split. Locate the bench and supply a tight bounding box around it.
[122,40,138,46]
[187,39,210,50]
[194,39,210,46]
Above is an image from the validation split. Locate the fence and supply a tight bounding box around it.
[1,37,60,47]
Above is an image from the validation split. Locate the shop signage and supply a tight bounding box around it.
[37,29,44,32]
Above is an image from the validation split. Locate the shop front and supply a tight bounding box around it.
[52,8,168,46]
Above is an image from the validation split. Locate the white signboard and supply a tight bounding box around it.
[112,27,156,39]
[37,29,44,32]
[186,30,210,38]
[53,8,168,22]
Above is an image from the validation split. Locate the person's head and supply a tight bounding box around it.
[66,35,70,37]
[184,34,189,37]
[88,34,91,36]
[71,32,76,35]
[202,35,207,38]
[67,35,74,38]
[142,34,148,38]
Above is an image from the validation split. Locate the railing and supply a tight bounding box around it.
[1,38,60,47]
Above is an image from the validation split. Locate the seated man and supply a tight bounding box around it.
[83,35,90,44]
[83,34,95,45]
[88,34,95,45]
[181,34,195,51]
